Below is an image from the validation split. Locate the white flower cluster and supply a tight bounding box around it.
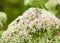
[1,7,60,43]
[0,12,7,27]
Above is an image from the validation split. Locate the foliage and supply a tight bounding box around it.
[1,8,60,43]
[45,0,60,18]
[24,0,48,8]
[45,0,60,13]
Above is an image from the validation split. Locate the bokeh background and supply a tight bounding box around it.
[0,0,28,37]
[0,0,60,38]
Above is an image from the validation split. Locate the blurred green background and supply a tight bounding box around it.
[0,0,60,38]
[0,0,27,30]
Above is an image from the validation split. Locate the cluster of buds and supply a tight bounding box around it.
[0,12,7,28]
[1,7,60,43]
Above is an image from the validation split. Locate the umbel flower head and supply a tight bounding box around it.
[0,12,7,27]
[1,7,60,43]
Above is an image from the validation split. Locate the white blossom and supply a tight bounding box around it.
[1,7,60,43]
